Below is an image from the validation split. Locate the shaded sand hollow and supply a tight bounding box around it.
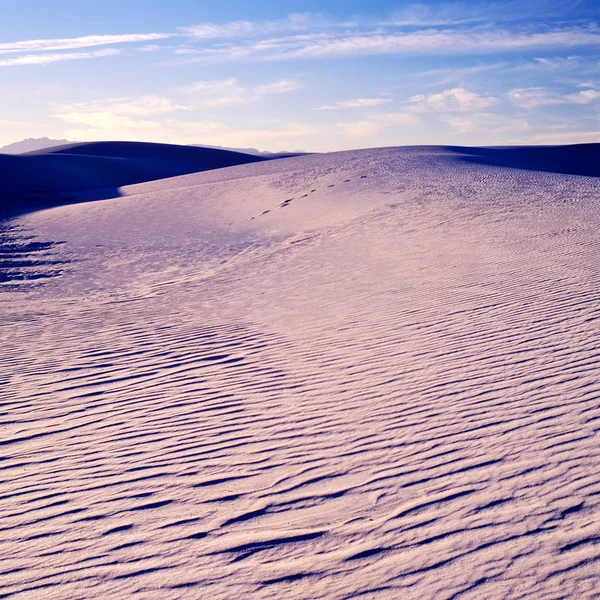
[1,144,600,599]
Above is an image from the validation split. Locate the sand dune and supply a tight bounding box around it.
[0,141,265,217]
[2,144,600,599]
[447,143,600,177]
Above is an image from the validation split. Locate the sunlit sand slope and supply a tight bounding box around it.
[1,146,600,599]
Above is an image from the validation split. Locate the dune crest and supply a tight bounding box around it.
[0,141,265,217]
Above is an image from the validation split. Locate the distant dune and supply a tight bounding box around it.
[0,141,265,216]
[191,143,307,158]
[447,143,600,178]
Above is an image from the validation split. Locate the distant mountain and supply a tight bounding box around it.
[191,144,307,158]
[0,137,72,154]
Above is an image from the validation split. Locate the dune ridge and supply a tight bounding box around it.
[0,141,266,217]
[2,144,600,599]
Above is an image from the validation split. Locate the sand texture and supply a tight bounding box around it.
[1,145,600,599]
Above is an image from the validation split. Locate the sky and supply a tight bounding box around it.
[1,0,599,151]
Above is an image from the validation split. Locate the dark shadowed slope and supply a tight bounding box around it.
[446,143,600,177]
[190,143,309,159]
[0,141,266,217]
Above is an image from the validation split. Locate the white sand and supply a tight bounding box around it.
[1,145,600,599]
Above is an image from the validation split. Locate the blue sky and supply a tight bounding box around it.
[1,0,599,151]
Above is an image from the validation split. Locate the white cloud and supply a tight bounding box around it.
[254,79,303,94]
[317,98,392,110]
[507,88,562,108]
[187,77,246,107]
[417,62,504,85]
[180,14,312,40]
[337,120,383,137]
[137,45,164,52]
[531,56,580,69]
[183,21,256,39]
[62,113,318,148]
[441,113,529,134]
[220,123,318,145]
[374,112,420,125]
[508,87,600,108]
[528,130,600,144]
[0,33,169,55]
[55,96,185,120]
[175,26,600,64]
[0,48,121,67]
[565,89,600,104]
[408,87,498,112]
[185,77,303,107]
[53,87,313,148]
[334,111,418,139]
[63,116,221,144]
[174,48,200,55]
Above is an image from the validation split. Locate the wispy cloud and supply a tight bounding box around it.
[254,79,303,94]
[137,44,165,52]
[174,25,600,64]
[52,96,190,140]
[186,78,246,107]
[386,0,590,28]
[180,13,313,40]
[441,112,529,134]
[337,120,383,137]
[317,98,392,110]
[527,130,600,144]
[508,86,600,108]
[0,33,169,55]
[407,87,498,112]
[185,77,303,107]
[336,111,419,137]
[0,48,121,67]
[58,108,318,148]
[374,112,420,125]
[417,62,505,85]
[55,95,186,118]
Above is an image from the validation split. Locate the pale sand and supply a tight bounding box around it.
[1,145,600,598]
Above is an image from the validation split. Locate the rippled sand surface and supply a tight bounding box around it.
[2,147,600,599]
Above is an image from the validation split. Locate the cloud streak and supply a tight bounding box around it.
[508,86,600,108]
[317,98,392,110]
[0,48,121,67]
[180,13,313,40]
[0,33,170,55]
[175,25,600,64]
[408,88,498,112]
[185,77,303,107]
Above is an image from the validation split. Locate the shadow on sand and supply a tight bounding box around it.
[446,144,600,178]
[0,141,268,220]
